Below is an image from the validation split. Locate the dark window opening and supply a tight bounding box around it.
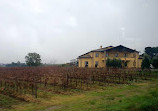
[95,61,98,68]
[106,53,109,57]
[115,53,118,57]
[96,53,99,57]
[124,53,128,57]
[85,61,88,67]
[133,61,136,67]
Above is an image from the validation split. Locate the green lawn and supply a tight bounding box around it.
[0,79,158,111]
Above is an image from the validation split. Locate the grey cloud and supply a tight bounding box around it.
[0,0,158,63]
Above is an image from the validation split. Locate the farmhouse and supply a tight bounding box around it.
[78,45,142,68]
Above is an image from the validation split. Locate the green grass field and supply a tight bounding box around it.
[0,79,158,111]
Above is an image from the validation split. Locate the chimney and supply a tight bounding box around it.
[100,45,102,49]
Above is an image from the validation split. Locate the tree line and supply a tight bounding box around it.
[2,46,158,68]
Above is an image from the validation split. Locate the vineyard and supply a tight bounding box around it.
[0,67,158,99]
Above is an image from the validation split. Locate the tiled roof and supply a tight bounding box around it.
[91,46,113,52]
[78,46,113,59]
[78,55,92,58]
[78,45,139,59]
[106,45,139,53]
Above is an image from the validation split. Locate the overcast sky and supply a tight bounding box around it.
[0,0,158,64]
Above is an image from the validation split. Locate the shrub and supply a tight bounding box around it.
[106,58,122,68]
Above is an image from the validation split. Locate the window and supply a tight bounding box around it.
[133,61,136,67]
[95,61,98,68]
[115,53,118,57]
[85,61,88,67]
[106,53,109,57]
[133,53,136,58]
[124,53,128,57]
[96,53,99,57]
[124,61,127,67]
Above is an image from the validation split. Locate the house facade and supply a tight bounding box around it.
[78,45,142,68]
